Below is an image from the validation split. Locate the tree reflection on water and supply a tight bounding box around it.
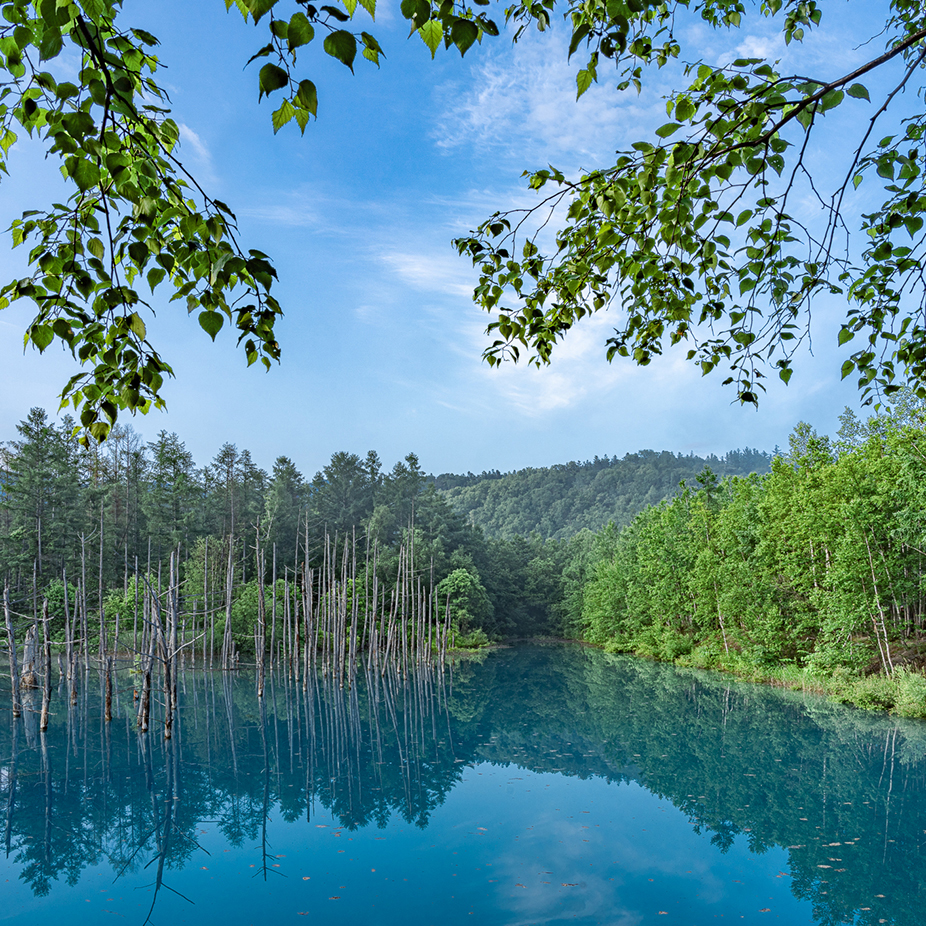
[2,643,925,926]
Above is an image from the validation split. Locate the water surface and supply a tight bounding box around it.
[2,643,923,925]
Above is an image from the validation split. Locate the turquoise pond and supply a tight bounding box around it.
[1,643,923,925]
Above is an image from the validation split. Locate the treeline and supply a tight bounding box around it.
[433,447,772,539]
[572,396,926,710]
[0,407,571,650]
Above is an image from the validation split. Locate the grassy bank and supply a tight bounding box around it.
[594,635,926,718]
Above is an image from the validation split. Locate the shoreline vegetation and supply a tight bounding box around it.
[570,393,926,719]
[3,395,926,720]
[593,639,926,718]
[470,636,926,718]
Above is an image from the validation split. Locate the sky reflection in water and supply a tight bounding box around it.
[1,643,922,925]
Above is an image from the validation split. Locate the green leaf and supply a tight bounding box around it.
[39,23,62,61]
[876,156,895,180]
[89,421,111,442]
[246,42,275,66]
[360,31,384,65]
[51,319,72,340]
[128,313,147,339]
[417,19,441,59]
[29,324,54,352]
[130,28,160,46]
[655,122,682,139]
[147,267,166,290]
[199,311,224,340]
[778,367,792,384]
[324,30,357,71]
[272,99,296,132]
[846,83,870,102]
[128,241,149,266]
[838,327,854,346]
[795,107,813,130]
[296,79,318,116]
[675,97,695,122]
[568,23,591,60]
[576,69,593,100]
[248,0,280,23]
[400,0,429,27]
[287,12,314,52]
[68,156,100,192]
[258,63,288,100]
[820,89,844,113]
[451,19,478,56]
[321,5,351,21]
[0,128,16,156]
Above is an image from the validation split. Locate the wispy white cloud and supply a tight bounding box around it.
[732,33,783,61]
[377,249,476,298]
[178,123,212,164]
[238,181,411,231]
[359,203,708,422]
[239,202,325,228]
[177,122,221,187]
[703,4,878,74]
[461,312,716,419]
[431,27,669,168]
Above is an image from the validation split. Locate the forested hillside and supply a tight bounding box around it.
[432,448,771,539]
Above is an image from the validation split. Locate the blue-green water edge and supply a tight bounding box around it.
[1,644,923,925]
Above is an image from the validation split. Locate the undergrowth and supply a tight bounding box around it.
[601,634,926,718]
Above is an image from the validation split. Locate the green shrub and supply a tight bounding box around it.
[677,638,726,670]
[894,669,926,718]
[661,628,693,661]
[837,675,896,712]
[454,628,490,649]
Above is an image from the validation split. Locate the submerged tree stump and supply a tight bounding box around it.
[20,624,39,690]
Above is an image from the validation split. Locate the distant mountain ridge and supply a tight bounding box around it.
[431,447,772,540]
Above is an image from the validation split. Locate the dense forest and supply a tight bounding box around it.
[0,407,577,654]
[5,398,926,715]
[0,409,771,653]
[572,395,926,714]
[432,447,772,539]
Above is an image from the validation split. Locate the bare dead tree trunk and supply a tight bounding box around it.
[20,623,38,690]
[134,555,139,660]
[39,599,52,732]
[270,543,278,674]
[104,657,113,724]
[865,530,895,676]
[5,585,22,718]
[223,538,235,670]
[80,534,89,669]
[98,500,105,660]
[257,527,266,698]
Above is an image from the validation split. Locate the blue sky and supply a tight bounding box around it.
[0,1,892,476]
